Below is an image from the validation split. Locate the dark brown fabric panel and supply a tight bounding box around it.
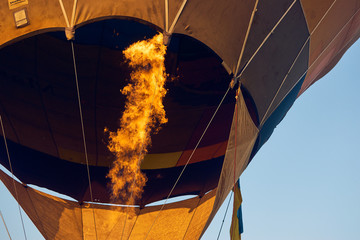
[241,1,309,122]
[264,40,310,123]
[0,36,59,157]
[201,87,259,236]
[173,0,257,72]
[238,0,296,69]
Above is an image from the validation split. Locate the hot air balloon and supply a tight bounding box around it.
[0,0,359,239]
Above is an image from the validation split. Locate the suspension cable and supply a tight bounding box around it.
[268,4,360,117]
[70,41,98,240]
[260,0,339,126]
[235,0,297,80]
[0,210,12,240]
[181,197,202,240]
[234,0,259,76]
[216,191,233,240]
[217,91,239,240]
[143,86,231,240]
[168,0,188,34]
[0,116,27,240]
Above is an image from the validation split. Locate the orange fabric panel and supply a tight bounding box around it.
[0,169,83,239]
[129,191,215,240]
[0,169,217,240]
[176,141,227,166]
[182,191,217,239]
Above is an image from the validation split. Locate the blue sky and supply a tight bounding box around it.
[1,39,360,239]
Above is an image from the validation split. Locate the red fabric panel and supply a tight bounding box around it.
[300,8,360,94]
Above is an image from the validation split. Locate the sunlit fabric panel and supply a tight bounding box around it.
[0,0,69,47]
[0,169,216,240]
[203,87,259,233]
[173,0,257,72]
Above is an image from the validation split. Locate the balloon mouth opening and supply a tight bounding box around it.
[0,18,257,205]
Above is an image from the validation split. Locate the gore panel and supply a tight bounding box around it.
[241,1,309,122]
[173,0,257,72]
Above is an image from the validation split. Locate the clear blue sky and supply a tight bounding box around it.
[1,39,359,240]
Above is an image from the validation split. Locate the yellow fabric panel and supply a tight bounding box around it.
[230,183,242,240]
[0,0,71,48]
[173,0,257,73]
[57,149,183,169]
[141,151,182,169]
[30,189,83,240]
[126,190,216,240]
[183,190,217,240]
[74,0,165,30]
[202,87,259,235]
[0,169,216,240]
[58,146,182,169]
[58,147,97,166]
[81,203,139,240]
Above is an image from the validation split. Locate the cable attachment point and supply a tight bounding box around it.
[65,26,75,40]
[163,31,172,46]
[235,84,241,100]
[230,76,240,89]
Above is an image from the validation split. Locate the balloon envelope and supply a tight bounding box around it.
[0,0,359,239]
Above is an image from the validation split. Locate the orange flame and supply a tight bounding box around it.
[105,33,167,205]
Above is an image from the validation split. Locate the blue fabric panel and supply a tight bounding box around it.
[249,73,306,161]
